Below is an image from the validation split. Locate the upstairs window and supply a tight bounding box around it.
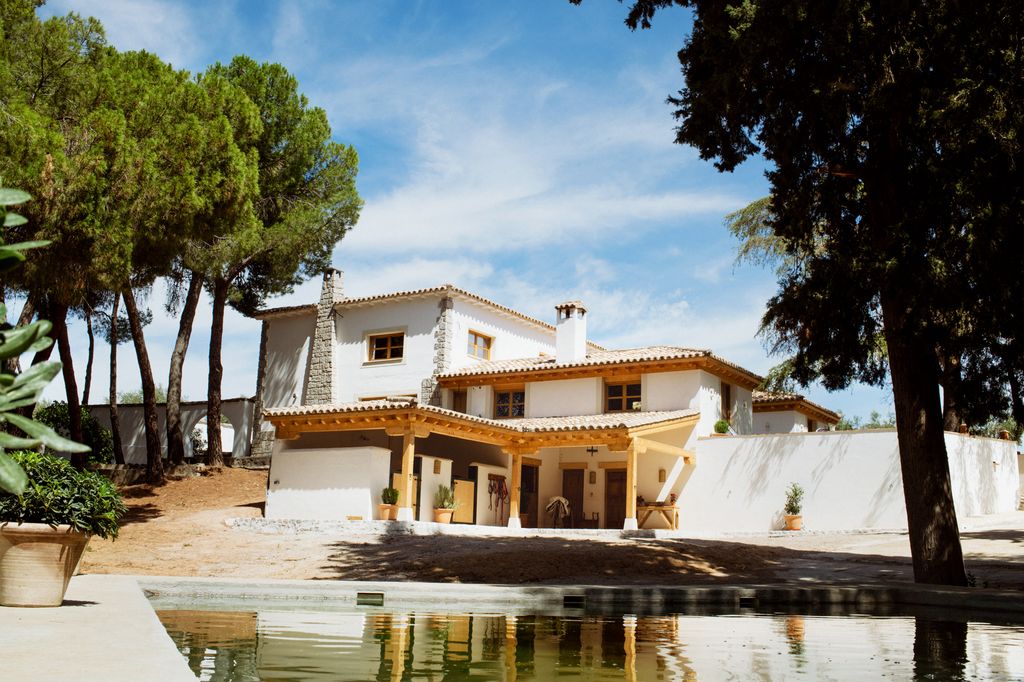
[721,382,732,420]
[468,330,493,360]
[368,332,404,361]
[494,389,525,418]
[605,382,641,412]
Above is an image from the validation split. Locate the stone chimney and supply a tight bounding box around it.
[555,300,587,364]
[305,269,344,404]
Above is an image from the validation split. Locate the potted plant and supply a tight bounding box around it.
[379,487,399,520]
[713,419,731,435]
[433,484,458,524]
[783,482,804,531]
[0,450,126,606]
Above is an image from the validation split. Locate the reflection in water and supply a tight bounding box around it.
[913,617,967,681]
[157,608,1024,681]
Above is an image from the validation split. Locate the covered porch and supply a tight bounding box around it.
[264,400,698,530]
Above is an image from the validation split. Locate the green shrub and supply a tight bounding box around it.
[34,401,113,465]
[784,482,805,515]
[381,487,398,505]
[0,450,126,539]
[714,419,731,434]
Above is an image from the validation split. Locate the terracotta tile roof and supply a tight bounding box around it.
[752,390,840,422]
[438,345,761,383]
[252,284,602,348]
[263,398,697,433]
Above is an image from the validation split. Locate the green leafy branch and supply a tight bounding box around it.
[0,186,90,494]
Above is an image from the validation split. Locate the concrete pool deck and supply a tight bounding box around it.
[1,574,197,682]
[5,573,1024,681]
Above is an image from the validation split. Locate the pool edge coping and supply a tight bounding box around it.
[136,575,1024,616]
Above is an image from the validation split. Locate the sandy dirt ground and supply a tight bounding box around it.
[81,468,1024,589]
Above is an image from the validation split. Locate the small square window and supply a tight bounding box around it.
[605,381,641,413]
[367,333,404,361]
[494,390,525,418]
[468,330,493,360]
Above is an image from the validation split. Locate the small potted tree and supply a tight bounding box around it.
[0,450,126,606]
[783,483,804,530]
[433,484,458,524]
[379,487,399,521]
[713,419,731,435]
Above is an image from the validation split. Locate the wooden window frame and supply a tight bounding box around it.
[467,329,493,360]
[605,380,641,413]
[366,331,405,363]
[493,386,526,419]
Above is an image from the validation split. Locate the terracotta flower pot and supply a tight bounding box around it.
[433,508,455,524]
[784,514,803,531]
[0,522,89,607]
[378,503,397,521]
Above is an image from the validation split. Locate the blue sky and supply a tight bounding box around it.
[37,0,891,419]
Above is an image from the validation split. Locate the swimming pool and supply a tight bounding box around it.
[157,604,1024,680]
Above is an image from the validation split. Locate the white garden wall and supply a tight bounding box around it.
[265,445,391,520]
[680,430,1019,532]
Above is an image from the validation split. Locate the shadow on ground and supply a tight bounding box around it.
[120,503,162,525]
[313,535,1024,590]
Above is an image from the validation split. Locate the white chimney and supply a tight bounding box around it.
[555,301,588,364]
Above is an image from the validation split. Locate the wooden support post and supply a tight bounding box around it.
[385,420,431,522]
[508,451,522,529]
[624,438,639,530]
[398,430,416,522]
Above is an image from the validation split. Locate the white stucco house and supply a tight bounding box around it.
[249,270,1019,532]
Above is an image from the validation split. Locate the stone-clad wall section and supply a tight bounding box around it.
[306,270,344,404]
[421,296,454,405]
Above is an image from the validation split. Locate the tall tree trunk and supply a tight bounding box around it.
[3,295,35,375]
[82,307,94,406]
[881,288,966,586]
[108,292,126,466]
[206,277,229,467]
[30,298,55,366]
[166,271,205,465]
[51,303,86,468]
[939,351,962,431]
[123,288,164,483]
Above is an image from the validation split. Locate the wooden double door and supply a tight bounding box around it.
[560,468,626,529]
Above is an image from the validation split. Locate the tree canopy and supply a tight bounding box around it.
[602,0,1023,585]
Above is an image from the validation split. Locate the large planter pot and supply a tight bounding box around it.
[378,504,397,521]
[784,514,803,531]
[433,508,455,524]
[0,522,89,607]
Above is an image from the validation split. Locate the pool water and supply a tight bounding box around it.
[157,607,1024,681]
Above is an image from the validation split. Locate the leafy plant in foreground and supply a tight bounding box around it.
[0,450,125,539]
[0,185,90,494]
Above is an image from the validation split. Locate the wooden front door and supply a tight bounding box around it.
[562,469,585,528]
[605,470,626,530]
[521,464,539,528]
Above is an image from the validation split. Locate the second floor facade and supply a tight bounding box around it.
[253,270,836,445]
